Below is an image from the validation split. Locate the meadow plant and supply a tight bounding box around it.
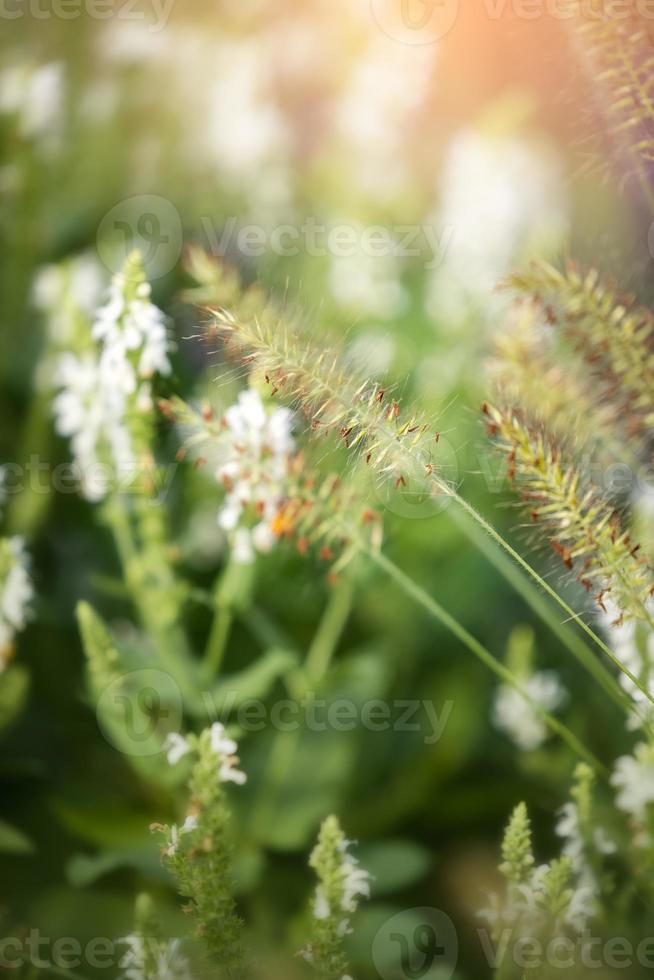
[0,470,33,672]
[301,816,370,980]
[12,16,654,973]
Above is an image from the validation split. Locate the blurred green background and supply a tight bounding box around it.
[0,2,651,977]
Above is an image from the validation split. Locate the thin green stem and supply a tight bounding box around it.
[102,499,200,707]
[440,483,654,709]
[202,606,233,683]
[249,578,356,836]
[369,549,608,778]
[242,604,296,651]
[304,578,354,684]
[449,506,634,717]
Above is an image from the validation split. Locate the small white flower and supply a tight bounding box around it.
[311,834,371,936]
[209,722,247,785]
[180,814,198,834]
[341,858,371,912]
[163,732,191,766]
[118,933,191,980]
[556,801,615,870]
[599,601,654,731]
[313,887,330,920]
[0,61,65,148]
[213,389,295,564]
[251,521,276,554]
[493,671,567,750]
[165,817,197,857]
[209,722,238,757]
[50,257,172,502]
[612,742,654,838]
[565,884,596,933]
[0,537,34,662]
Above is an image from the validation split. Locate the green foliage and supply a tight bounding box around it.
[484,401,654,631]
[303,815,370,980]
[540,857,574,920]
[0,664,29,731]
[159,728,245,976]
[500,803,535,885]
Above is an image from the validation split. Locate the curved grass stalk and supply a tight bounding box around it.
[304,577,354,685]
[448,488,654,706]
[449,506,634,718]
[208,302,654,710]
[368,549,608,778]
[202,605,233,681]
[482,403,654,631]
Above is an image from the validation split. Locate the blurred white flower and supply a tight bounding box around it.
[216,389,295,565]
[205,40,289,183]
[163,732,191,766]
[0,537,33,664]
[341,852,371,913]
[0,61,65,147]
[329,248,406,319]
[427,129,567,326]
[612,742,654,834]
[52,352,111,502]
[493,671,567,750]
[481,861,595,935]
[209,722,246,785]
[93,275,171,384]
[118,934,191,980]
[51,259,172,502]
[311,835,370,930]
[336,36,435,198]
[555,800,615,904]
[33,255,104,333]
[346,331,397,376]
[599,601,654,731]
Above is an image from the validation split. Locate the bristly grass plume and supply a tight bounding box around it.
[564,0,654,196]
[483,401,654,628]
[506,260,654,445]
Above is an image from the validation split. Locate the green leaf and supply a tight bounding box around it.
[205,648,298,714]
[66,847,165,888]
[0,665,30,731]
[51,800,155,850]
[0,818,34,854]
[357,839,432,895]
